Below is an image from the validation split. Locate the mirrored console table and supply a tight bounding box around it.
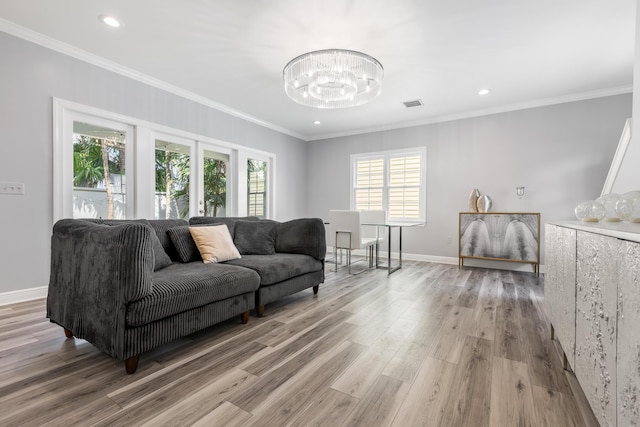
[458,212,540,274]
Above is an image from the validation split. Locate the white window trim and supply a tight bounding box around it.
[350,147,427,223]
[53,102,136,221]
[53,98,276,222]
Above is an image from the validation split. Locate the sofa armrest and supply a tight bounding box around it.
[275,218,326,261]
[47,219,154,359]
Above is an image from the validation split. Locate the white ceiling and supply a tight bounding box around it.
[0,0,635,141]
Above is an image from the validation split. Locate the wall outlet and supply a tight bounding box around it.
[0,182,25,195]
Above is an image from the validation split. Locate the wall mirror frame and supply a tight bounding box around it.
[602,118,633,196]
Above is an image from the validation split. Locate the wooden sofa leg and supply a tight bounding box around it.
[63,328,74,339]
[241,310,250,324]
[256,305,265,317]
[313,285,319,295]
[124,355,140,374]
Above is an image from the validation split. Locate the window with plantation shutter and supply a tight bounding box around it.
[351,148,426,222]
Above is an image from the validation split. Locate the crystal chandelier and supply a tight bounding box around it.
[283,49,384,109]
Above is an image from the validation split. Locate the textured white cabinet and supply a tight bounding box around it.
[617,240,640,426]
[575,231,618,427]
[544,224,577,369]
[545,221,640,427]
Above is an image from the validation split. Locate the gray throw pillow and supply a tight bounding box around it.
[167,225,201,263]
[234,220,278,255]
[148,228,173,271]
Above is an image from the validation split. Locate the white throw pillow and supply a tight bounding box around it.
[189,225,241,263]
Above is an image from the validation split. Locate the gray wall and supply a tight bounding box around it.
[307,94,632,266]
[0,31,308,294]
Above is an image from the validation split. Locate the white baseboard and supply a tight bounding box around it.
[329,246,545,273]
[401,253,459,265]
[0,286,48,306]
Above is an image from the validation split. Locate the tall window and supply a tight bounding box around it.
[247,159,267,218]
[201,149,229,218]
[72,121,127,219]
[352,148,426,222]
[154,140,190,219]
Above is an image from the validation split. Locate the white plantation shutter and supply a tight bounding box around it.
[248,160,267,218]
[351,149,425,222]
[388,155,421,219]
[354,158,384,211]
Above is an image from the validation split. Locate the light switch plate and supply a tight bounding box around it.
[0,182,25,195]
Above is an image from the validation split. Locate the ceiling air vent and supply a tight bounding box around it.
[402,99,423,108]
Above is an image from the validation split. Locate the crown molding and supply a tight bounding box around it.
[308,85,633,141]
[0,18,306,141]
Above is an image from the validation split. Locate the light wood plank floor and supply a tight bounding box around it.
[0,261,598,426]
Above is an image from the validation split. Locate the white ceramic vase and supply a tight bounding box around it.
[468,188,480,213]
[476,195,492,213]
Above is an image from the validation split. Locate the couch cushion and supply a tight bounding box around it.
[225,254,322,285]
[126,262,260,327]
[234,220,278,255]
[188,216,259,238]
[275,218,326,261]
[190,225,241,263]
[81,218,172,271]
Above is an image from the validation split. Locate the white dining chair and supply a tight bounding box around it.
[329,210,377,274]
[360,210,386,267]
[324,221,340,266]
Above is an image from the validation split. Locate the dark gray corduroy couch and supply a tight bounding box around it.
[47,216,326,374]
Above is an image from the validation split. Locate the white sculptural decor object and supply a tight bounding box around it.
[596,193,622,222]
[468,188,480,212]
[616,191,640,222]
[574,200,605,222]
[476,195,492,213]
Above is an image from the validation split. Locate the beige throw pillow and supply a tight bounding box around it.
[189,225,241,263]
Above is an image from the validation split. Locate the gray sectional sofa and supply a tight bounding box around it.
[47,216,325,374]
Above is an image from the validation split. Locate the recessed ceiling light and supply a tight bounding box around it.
[99,15,121,28]
[478,89,490,95]
[312,120,321,125]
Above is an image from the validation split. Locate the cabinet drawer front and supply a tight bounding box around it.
[544,224,576,368]
[617,239,640,426]
[575,231,618,427]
